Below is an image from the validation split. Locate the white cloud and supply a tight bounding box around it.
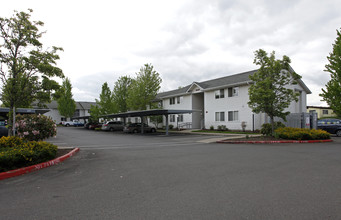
[1,0,341,106]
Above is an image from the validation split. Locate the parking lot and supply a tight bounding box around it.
[1,127,341,219]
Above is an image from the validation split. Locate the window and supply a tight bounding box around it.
[159,101,163,108]
[228,87,239,97]
[170,115,175,122]
[178,114,184,122]
[170,97,175,105]
[228,111,239,121]
[177,96,181,104]
[322,110,328,115]
[215,89,225,99]
[215,112,225,121]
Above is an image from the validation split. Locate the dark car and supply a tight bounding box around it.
[0,121,8,137]
[89,123,103,130]
[123,123,156,133]
[317,118,341,136]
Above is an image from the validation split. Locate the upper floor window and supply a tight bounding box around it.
[215,89,225,99]
[228,87,239,97]
[322,110,328,115]
[170,97,175,105]
[177,96,183,104]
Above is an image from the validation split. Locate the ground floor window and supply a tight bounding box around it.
[215,112,225,121]
[228,111,238,121]
[178,114,184,122]
[170,115,176,122]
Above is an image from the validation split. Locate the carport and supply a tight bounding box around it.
[105,109,197,135]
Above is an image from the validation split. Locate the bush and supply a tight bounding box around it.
[275,127,331,140]
[16,114,57,141]
[95,127,101,131]
[0,136,57,172]
[261,122,285,136]
[210,125,214,130]
[217,125,227,131]
[169,124,174,130]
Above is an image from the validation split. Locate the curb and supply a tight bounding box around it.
[216,139,333,144]
[0,148,80,181]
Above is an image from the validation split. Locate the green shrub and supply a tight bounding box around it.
[261,122,285,136]
[210,125,214,130]
[217,125,227,131]
[275,127,330,140]
[95,127,102,131]
[169,124,174,130]
[16,114,57,141]
[0,136,57,172]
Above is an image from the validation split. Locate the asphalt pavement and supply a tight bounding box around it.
[1,127,341,220]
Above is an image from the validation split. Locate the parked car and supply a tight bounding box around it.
[317,118,341,136]
[0,121,8,137]
[123,123,156,133]
[102,121,124,131]
[89,123,103,130]
[62,120,83,127]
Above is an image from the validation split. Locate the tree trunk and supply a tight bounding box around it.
[270,116,275,137]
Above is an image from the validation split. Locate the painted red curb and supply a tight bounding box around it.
[0,148,80,181]
[216,139,333,144]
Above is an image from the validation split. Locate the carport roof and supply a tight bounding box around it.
[105,109,198,118]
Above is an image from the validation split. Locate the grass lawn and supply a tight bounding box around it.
[192,130,258,135]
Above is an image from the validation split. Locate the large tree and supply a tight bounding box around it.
[56,78,76,120]
[112,76,133,113]
[248,49,301,135]
[320,28,341,117]
[127,64,162,110]
[0,9,64,135]
[95,82,116,116]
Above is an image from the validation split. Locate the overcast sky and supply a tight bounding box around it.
[2,0,341,106]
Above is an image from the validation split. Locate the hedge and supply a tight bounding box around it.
[275,127,330,140]
[0,136,57,172]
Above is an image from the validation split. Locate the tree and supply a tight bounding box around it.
[320,28,341,117]
[127,64,162,110]
[95,82,116,116]
[248,49,301,136]
[0,9,64,135]
[56,78,76,120]
[112,76,133,113]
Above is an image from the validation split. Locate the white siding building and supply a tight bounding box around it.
[156,69,311,131]
[34,101,95,124]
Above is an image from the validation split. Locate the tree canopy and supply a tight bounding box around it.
[0,9,64,134]
[56,78,76,120]
[320,28,341,117]
[248,49,301,135]
[90,82,116,120]
[127,64,162,111]
[112,76,133,113]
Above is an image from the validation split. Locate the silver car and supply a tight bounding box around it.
[101,121,124,131]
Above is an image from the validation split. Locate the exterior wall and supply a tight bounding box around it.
[192,93,204,129]
[286,83,307,114]
[204,85,256,131]
[44,109,62,123]
[162,94,192,128]
[42,102,93,124]
[307,106,337,119]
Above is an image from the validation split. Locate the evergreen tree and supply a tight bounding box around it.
[56,78,76,120]
[320,28,341,117]
[112,76,133,113]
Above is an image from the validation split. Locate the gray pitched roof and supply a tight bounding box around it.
[156,68,311,99]
[156,69,257,99]
[33,100,96,110]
